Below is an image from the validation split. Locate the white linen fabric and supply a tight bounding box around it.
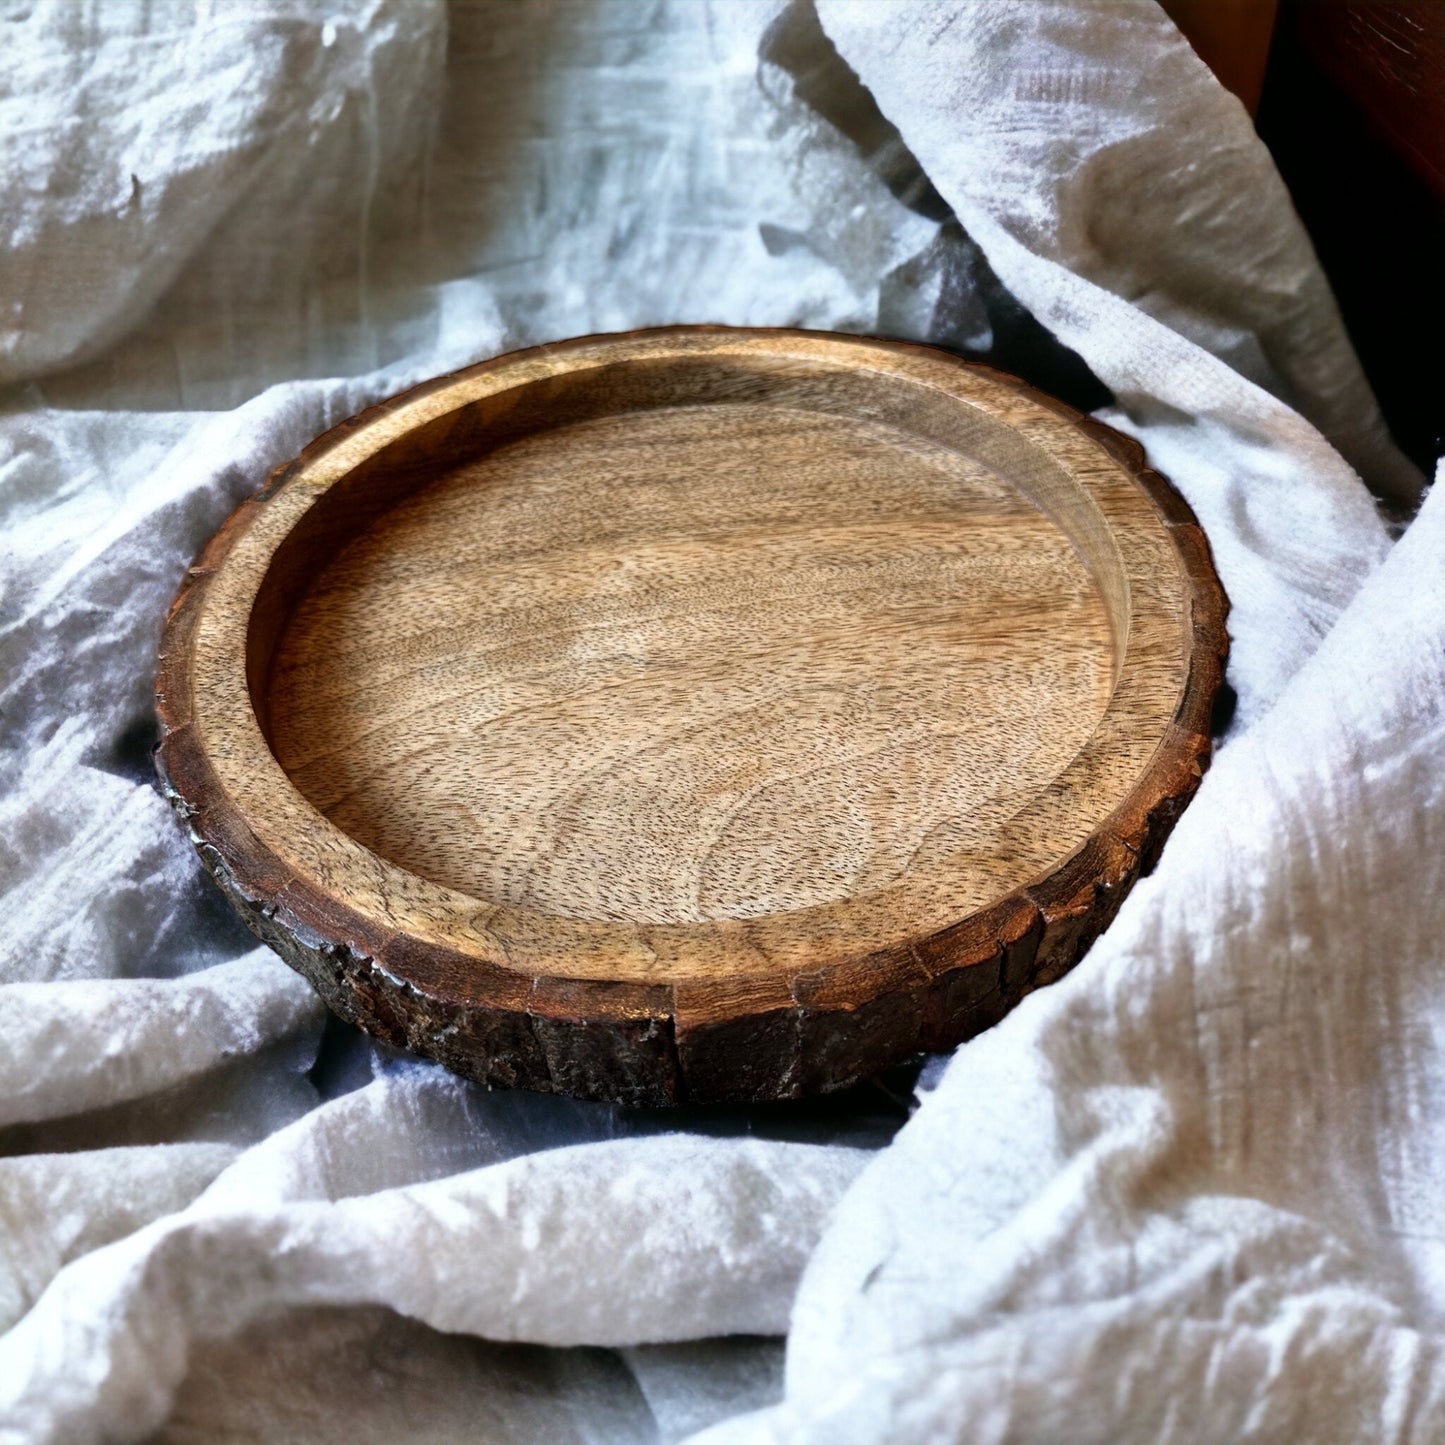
[0,1,1436,1440]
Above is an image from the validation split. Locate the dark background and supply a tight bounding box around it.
[1167,0,1444,479]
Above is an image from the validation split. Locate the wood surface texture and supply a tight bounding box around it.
[1292,0,1445,199]
[156,329,1228,1104]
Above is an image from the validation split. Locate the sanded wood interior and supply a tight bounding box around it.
[264,389,1118,925]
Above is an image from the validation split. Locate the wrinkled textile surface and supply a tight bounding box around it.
[0,1,1437,1441]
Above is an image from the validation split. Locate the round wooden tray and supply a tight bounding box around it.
[157,328,1227,1105]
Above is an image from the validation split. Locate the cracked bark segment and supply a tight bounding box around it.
[791,948,932,1097]
[374,935,550,1091]
[155,327,1229,1103]
[1108,721,1213,878]
[915,893,1046,1043]
[1025,831,1139,990]
[675,974,803,1104]
[527,977,681,1107]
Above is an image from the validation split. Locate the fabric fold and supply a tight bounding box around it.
[1,1,1435,1439]
[706,472,1445,1441]
[0,1133,868,1443]
[818,0,1417,724]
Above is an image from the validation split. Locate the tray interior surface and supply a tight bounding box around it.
[261,382,1119,929]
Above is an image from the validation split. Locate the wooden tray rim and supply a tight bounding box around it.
[156,326,1229,1103]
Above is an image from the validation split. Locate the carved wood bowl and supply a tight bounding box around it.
[156,328,1227,1104]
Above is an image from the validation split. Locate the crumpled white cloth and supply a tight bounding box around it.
[0,1,1436,1441]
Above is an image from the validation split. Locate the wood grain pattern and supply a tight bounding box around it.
[156,329,1228,1104]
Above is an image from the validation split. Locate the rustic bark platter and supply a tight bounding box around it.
[156,328,1227,1105]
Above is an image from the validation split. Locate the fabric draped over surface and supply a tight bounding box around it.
[0,2,1437,1441]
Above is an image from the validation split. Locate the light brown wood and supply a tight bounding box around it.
[156,329,1227,1104]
